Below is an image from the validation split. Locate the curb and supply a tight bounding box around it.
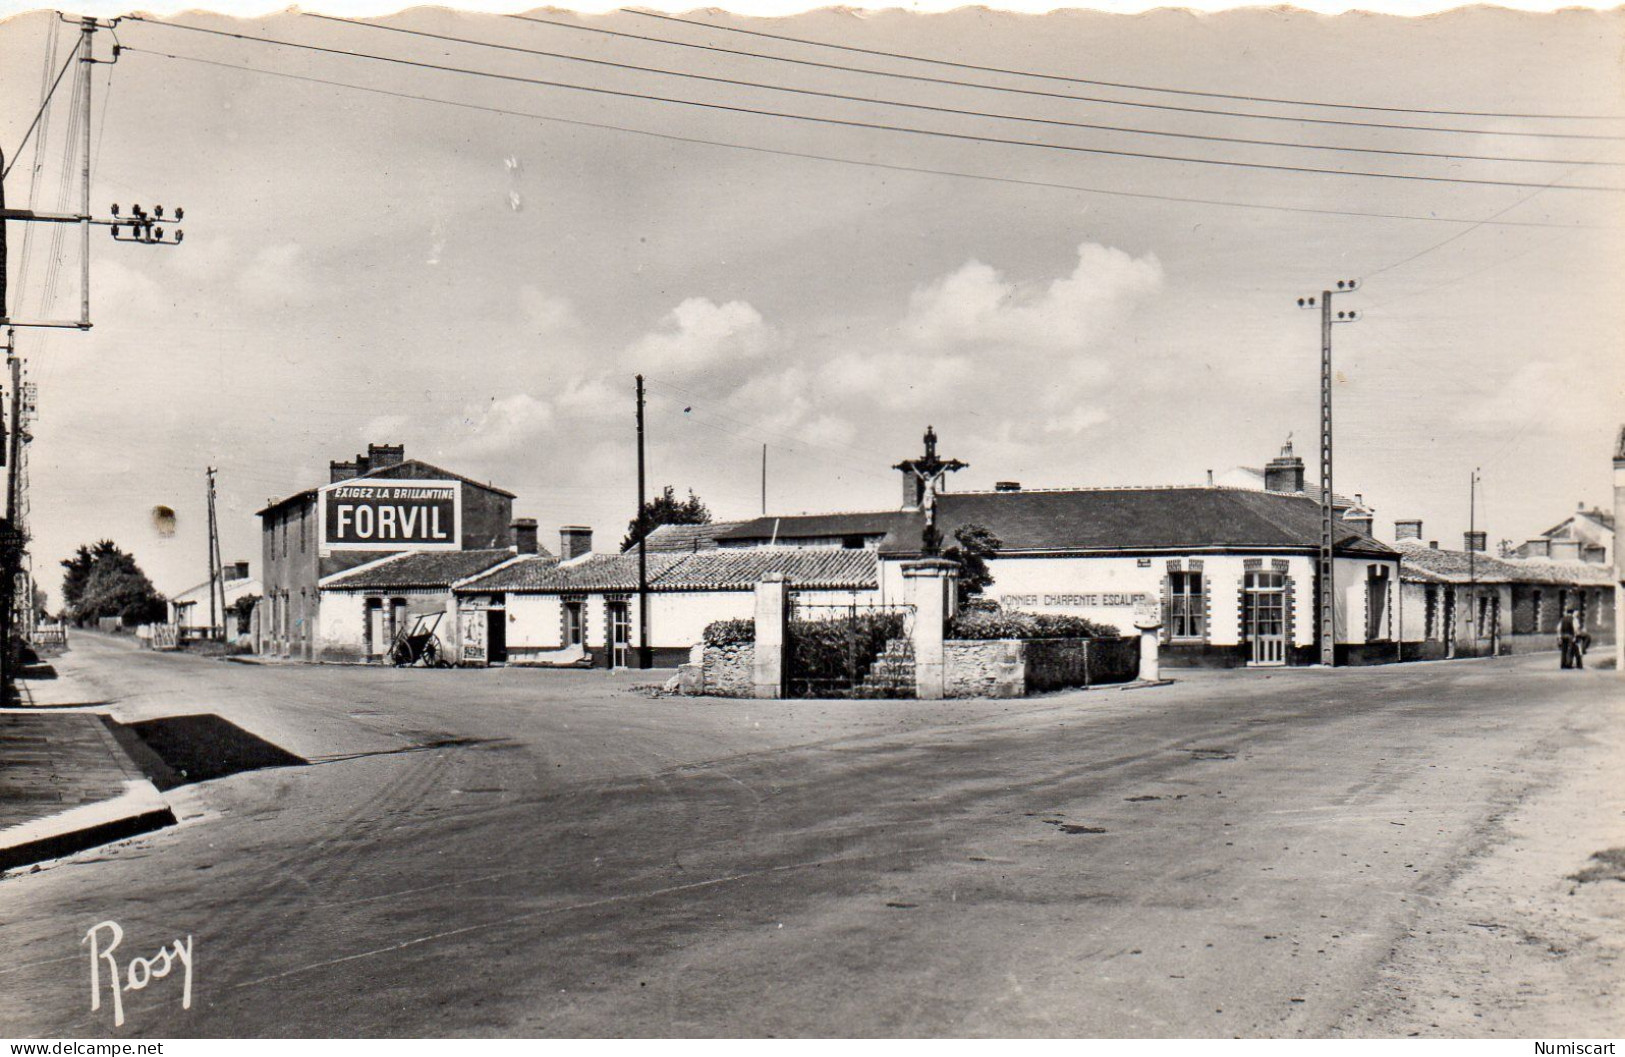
[0,718,176,875]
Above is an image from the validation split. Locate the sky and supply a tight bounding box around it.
[2,4,1623,600]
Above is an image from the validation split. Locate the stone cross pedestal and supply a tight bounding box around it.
[753,574,789,699]
[904,559,959,700]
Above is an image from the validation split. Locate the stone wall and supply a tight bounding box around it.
[944,636,1139,697]
[697,642,755,697]
[944,640,1024,698]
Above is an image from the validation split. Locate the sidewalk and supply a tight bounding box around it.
[1,637,174,873]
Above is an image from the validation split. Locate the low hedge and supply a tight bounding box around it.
[703,618,756,646]
[949,609,1121,641]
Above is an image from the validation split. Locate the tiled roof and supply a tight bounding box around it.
[323,549,525,590]
[639,521,747,553]
[458,548,879,594]
[714,512,908,542]
[657,548,877,590]
[257,458,517,516]
[880,487,1396,558]
[1396,540,1614,586]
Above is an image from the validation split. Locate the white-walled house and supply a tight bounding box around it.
[317,548,531,662]
[169,561,261,640]
[708,485,1400,668]
[454,548,882,668]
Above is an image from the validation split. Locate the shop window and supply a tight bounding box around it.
[1167,571,1205,640]
[1424,585,1439,641]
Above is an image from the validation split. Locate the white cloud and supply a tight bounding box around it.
[449,393,555,457]
[626,297,777,376]
[902,242,1164,355]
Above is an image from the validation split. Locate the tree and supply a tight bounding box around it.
[942,523,1002,608]
[228,592,260,635]
[621,485,711,551]
[59,540,167,626]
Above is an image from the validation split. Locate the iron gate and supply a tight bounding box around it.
[786,593,915,699]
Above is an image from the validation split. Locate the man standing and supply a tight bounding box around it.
[1559,607,1578,669]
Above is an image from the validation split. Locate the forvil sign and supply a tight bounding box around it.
[83,921,193,1027]
[317,478,462,552]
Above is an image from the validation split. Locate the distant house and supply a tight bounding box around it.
[1393,525,1615,659]
[1511,503,1614,565]
[169,561,260,640]
[637,521,746,553]
[1211,440,1363,518]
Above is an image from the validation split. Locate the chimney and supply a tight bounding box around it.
[510,518,539,555]
[353,452,371,476]
[1342,498,1374,537]
[560,525,593,561]
[368,443,405,471]
[329,459,360,483]
[995,481,1022,492]
[1429,540,1439,549]
[1464,530,1487,553]
[1263,439,1306,495]
[1395,518,1422,541]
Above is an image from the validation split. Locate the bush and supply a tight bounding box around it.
[788,611,906,695]
[704,618,755,646]
[949,609,1121,641]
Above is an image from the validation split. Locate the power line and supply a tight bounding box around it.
[1,38,82,181]
[127,47,1613,231]
[116,20,1625,193]
[627,10,1625,125]
[309,14,1619,169]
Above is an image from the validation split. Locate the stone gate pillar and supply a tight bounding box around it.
[904,559,959,700]
[753,573,789,699]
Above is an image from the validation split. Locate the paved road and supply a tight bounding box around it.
[0,634,1618,1038]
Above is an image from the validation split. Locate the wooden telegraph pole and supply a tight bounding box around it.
[635,375,650,669]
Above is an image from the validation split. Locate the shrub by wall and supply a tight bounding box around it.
[704,618,755,646]
[949,610,1119,641]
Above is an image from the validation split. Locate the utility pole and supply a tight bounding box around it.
[761,443,767,516]
[1468,467,1480,656]
[206,467,223,641]
[6,355,21,522]
[1297,280,1361,666]
[635,374,650,669]
[0,17,187,689]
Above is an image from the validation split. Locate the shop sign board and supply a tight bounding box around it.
[318,479,462,552]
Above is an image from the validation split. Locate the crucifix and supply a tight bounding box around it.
[893,426,967,556]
